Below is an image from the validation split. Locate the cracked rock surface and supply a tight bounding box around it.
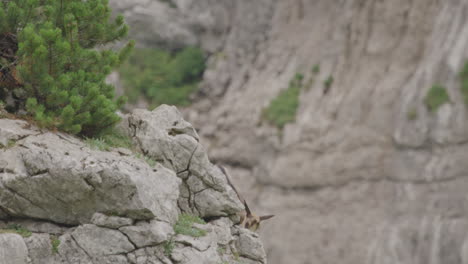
[0,106,266,264]
[111,0,468,263]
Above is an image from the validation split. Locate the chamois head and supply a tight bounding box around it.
[217,165,274,231]
[240,200,274,231]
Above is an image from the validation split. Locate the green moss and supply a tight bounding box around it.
[51,236,60,254]
[119,46,205,108]
[174,213,207,237]
[424,84,449,112]
[262,73,303,129]
[0,224,32,237]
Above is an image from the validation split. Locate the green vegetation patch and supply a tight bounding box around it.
[119,46,205,108]
[135,152,157,167]
[324,75,334,89]
[51,235,60,254]
[0,224,32,237]
[163,239,175,256]
[262,73,303,129]
[312,64,320,74]
[174,213,207,237]
[85,129,132,151]
[424,84,449,112]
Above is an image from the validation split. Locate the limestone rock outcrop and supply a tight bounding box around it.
[0,106,266,264]
[110,0,468,264]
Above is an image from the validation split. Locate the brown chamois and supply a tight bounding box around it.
[218,165,274,231]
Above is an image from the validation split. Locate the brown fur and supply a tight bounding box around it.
[218,165,274,231]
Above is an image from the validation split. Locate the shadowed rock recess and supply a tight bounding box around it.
[0,105,266,264]
[110,0,468,264]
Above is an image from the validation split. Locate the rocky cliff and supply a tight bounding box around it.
[0,106,267,264]
[110,0,468,264]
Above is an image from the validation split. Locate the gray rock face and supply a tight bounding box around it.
[0,106,266,263]
[109,0,232,52]
[72,224,135,255]
[91,212,134,229]
[0,119,181,225]
[0,233,29,264]
[120,220,173,247]
[119,105,243,218]
[110,0,468,264]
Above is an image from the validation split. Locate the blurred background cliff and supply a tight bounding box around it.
[109,0,468,263]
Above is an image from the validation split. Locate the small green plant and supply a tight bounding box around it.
[50,236,60,254]
[262,73,303,129]
[85,138,111,151]
[7,139,15,148]
[424,84,449,112]
[312,64,320,74]
[119,46,205,107]
[135,152,157,167]
[85,129,132,151]
[324,76,334,89]
[217,246,227,255]
[163,239,175,256]
[0,224,32,237]
[173,213,207,237]
[407,108,418,121]
[0,139,16,149]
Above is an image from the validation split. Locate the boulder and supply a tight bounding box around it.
[119,105,243,218]
[0,233,29,264]
[0,122,181,225]
[120,220,173,247]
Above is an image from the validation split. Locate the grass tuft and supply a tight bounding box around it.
[0,224,32,237]
[163,239,175,256]
[86,129,132,151]
[174,213,207,237]
[51,236,60,254]
[135,152,157,167]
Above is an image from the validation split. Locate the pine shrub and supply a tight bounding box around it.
[0,0,133,136]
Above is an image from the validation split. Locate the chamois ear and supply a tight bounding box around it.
[244,200,252,216]
[259,215,274,221]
